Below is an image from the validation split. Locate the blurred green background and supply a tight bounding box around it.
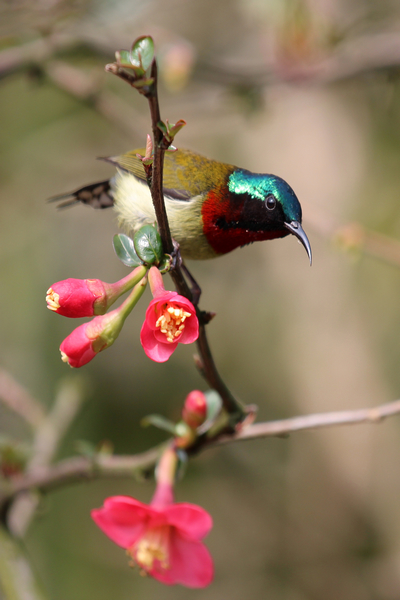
[2,0,400,598]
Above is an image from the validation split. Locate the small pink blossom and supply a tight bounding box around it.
[140,291,199,362]
[46,278,105,318]
[91,487,213,588]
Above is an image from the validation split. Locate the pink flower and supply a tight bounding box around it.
[140,291,199,362]
[59,276,149,368]
[91,488,213,588]
[46,278,106,318]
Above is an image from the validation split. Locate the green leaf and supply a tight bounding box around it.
[115,49,133,66]
[132,77,155,89]
[113,234,143,267]
[168,119,186,137]
[157,120,168,135]
[197,391,223,433]
[131,36,155,72]
[205,390,223,422]
[74,440,97,458]
[175,448,188,482]
[141,414,177,435]
[134,225,163,265]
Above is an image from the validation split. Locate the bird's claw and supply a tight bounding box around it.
[171,239,183,269]
[158,240,182,274]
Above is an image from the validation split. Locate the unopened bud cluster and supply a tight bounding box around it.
[47,264,199,367]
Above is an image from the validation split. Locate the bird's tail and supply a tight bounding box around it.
[48,180,114,209]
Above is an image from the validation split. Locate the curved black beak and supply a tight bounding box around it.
[284,221,312,265]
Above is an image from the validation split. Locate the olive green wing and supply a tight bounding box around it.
[101,148,235,200]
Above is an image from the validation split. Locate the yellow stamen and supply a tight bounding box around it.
[155,303,191,343]
[128,526,170,573]
[46,288,60,311]
[60,351,69,364]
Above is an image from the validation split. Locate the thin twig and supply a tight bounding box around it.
[147,59,174,256]
[0,447,162,514]
[2,398,400,513]
[214,399,400,445]
[106,47,245,423]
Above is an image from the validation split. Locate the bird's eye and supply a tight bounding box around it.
[265,195,276,210]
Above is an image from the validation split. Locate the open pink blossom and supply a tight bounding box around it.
[91,487,213,588]
[140,291,199,362]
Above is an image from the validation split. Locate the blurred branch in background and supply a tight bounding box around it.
[308,212,400,270]
[2,29,400,87]
[0,375,87,538]
[2,395,400,516]
[0,525,47,600]
[196,32,400,86]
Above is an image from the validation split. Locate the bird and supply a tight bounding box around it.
[51,148,312,264]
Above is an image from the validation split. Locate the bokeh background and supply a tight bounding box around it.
[2,0,400,598]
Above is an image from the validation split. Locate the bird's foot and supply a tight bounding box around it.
[159,240,182,273]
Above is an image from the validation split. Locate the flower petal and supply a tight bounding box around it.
[140,321,178,362]
[178,315,199,344]
[166,530,214,588]
[165,503,213,539]
[91,496,152,548]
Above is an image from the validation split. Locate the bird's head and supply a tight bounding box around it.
[222,169,312,264]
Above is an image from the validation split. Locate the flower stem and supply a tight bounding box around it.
[106,265,148,304]
[116,275,148,323]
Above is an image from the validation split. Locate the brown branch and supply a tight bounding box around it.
[106,47,245,423]
[195,324,245,418]
[0,447,162,514]
[2,398,400,514]
[214,398,400,445]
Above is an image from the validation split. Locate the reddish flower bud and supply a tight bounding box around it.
[182,390,207,429]
[59,322,99,368]
[47,266,148,318]
[60,276,148,368]
[46,278,106,318]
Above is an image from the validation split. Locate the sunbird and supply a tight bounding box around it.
[53,148,312,263]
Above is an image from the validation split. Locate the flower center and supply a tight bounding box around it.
[155,303,191,343]
[128,525,170,573]
[46,288,60,311]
